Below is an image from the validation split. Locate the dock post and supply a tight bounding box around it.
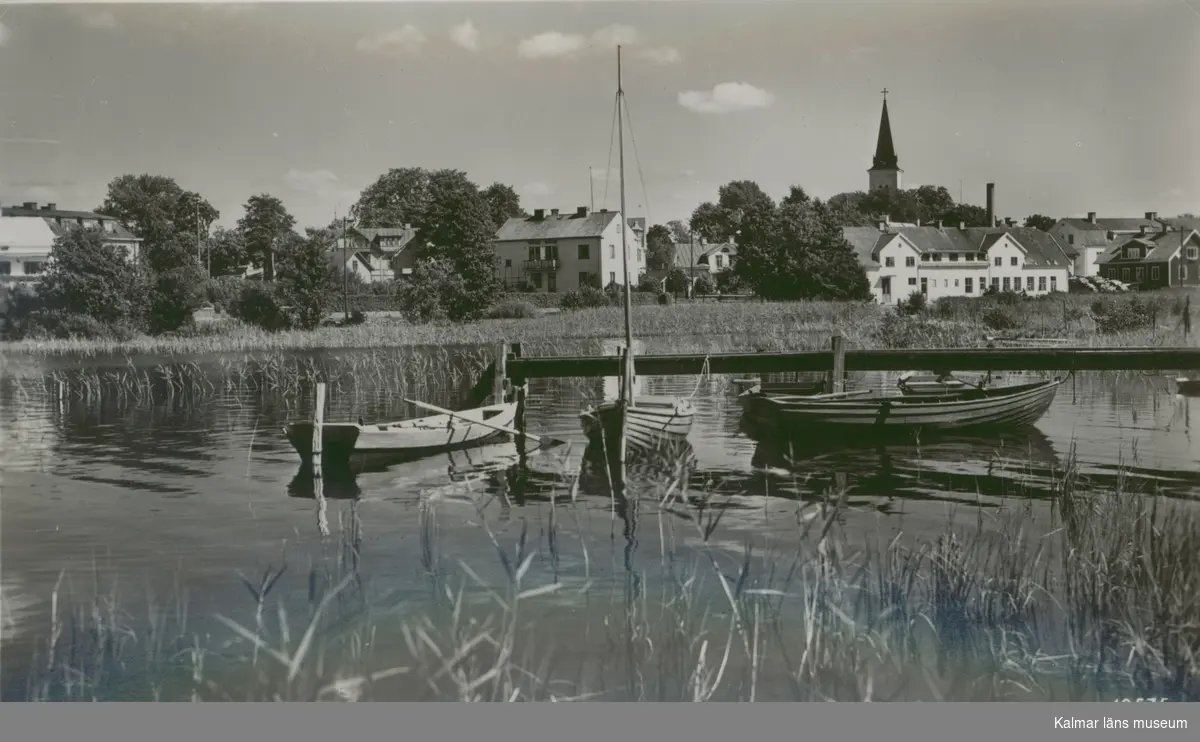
[311,382,329,536]
[828,335,846,394]
[493,342,508,404]
[1185,296,1192,338]
[511,343,527,453]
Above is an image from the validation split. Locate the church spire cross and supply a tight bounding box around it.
[881,88,889,100]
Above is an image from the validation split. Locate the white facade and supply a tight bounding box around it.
[0,217,58,280]
[494,211,645,294]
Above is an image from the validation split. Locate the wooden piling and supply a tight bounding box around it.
[828,335,846,394]
[1185,296,1192,338]
[493,342,508,404]
[511,343,527,453]
[311,382,326,479]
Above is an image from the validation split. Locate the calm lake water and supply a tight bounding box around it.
[2,344,1199,699]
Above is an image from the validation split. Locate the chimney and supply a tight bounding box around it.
[599,208,608,213]
[1139,225,1147,236]
[936,219,943,229]
[959,221,966,230]
[994,217,1002,227]
[533,208,545,220]
[878,220,888,231]
[22,201,36,210]
[1087,211,1097,223]
[1005,218,1015,227]
[550,208,559,216]
[575,206,588,217]
[986,182,995,227]
[1145,211,1157,221]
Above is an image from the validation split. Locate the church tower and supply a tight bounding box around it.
[868,89,902,192]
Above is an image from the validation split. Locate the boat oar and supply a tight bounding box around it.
[402,399,566,448]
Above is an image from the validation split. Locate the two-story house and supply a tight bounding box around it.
[0,202,142,280]
[329,225,419,283]
[1048,212,1164,278]
[843,220,1074,305]
[1095,227,1200,290]
[493,207,645,293]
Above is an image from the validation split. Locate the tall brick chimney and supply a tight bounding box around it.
[986,182,995,227]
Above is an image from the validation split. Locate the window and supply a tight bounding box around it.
[881,276,892,296]
[1003,277,1011,291]
[949,253,959,262]
[637,249,643,263]
[885,257,895,267]
[1026,276,1034,291]
[528,244,539,260]
[610,245,616,259]
[905,256,915,267]
[547,244,559,261]
[943,279,948,287]
[505,258,512,268]
[530,272,543,289]
[1010,257,1019,267]
[932,254,942,262]
[954,279,959,287]
[994,257,1002,267]
[547,272,557,293]
[1150,266,1160,280]
[920,277,927,295]
[991,277,1000,289]
[25,261,44,275]
[715,254,724,268]
[0,261,9,275]
[1188,247,1199,260]
[1109,269,1118,279]
[1181,265,1188,280]
[1038,276,1046,291]
[921,254,930,262]
[1050,277,1057,291]
[1135,267,1145,281]
[1068,234,1075,245]
[965,277,974,293]
[578,244,590,260]
[610,271,616,285]
[907,277,917,286]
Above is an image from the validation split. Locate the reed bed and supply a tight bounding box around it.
[3,293,1194,358]
[11,449,1199,702]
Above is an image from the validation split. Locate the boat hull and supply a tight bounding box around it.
[1175,377,1200,396]
[580,395,695,453]
[283,401,519,465]
[743,378,1063,442]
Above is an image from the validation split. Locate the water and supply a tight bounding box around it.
[2,345,1199,699]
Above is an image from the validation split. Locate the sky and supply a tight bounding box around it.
[0,0,1198,230]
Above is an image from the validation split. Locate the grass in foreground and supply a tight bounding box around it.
[2,291,1194,358]
[10,449,1199,702]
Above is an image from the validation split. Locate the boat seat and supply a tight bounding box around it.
[633,395,687,408]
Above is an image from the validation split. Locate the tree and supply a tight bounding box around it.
[691,180,777,243]
[28,227,144,336]
[665,219,691,244]
[665,267,691,296]
[275,233,340,330]
[351,167,434,228]
[646,224,675,271]
[1024,214,1056,231]
[143,236,206,335]
[206,227,249,277]
[237,194,297,281]
[396,259,470,323]
[693,273,715,296]
[99,174,219,270]
[938,203,990,228]
[481,182,526,231]
[781,185,811,208]
[689,202,726,243]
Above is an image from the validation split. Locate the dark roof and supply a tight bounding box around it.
[355,226,418,254]
[671,241,735,267]
[1,206,140,241]
[870,98,898,171]
[842,225,1075,269]
[1097,229,1199,265]
[1056,216,1160,233]
[494,211,619,242]
[1160,217,1200,232]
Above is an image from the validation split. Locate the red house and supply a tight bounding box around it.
[1096,228,1200,289]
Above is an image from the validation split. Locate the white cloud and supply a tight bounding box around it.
[678,82,776,114]
[591,24,639,48]
[357,25,426,55]
[517,31,588,59]
[519,182,553,198]
[639,46,681,65]
[450,19,480,52]
[0,21,11,47]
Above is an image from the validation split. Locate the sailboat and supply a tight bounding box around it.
[579,46,697,455]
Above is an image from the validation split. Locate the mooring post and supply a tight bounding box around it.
[493,342,509,404]
[511,343,527,453]
[1184,296,1192,338]
[311,382,326,478]
[828,335,846,393]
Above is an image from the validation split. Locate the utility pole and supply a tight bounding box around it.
[689,231,695,299]
[589,167,595,212]
[342,214,350,322]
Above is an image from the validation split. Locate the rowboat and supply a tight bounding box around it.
[742,377,1065,441]
[733,372,987,406]
[283,401,519,466]
[578,46,696,454]
[896,371,989,396]
[1175,376,1200,396]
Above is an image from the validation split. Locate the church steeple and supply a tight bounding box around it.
[867,89,902,192]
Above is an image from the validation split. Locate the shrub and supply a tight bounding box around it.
[714,270,746,294]
[485,299,540,319]
[14,311,138,342]
[229,282,290,331]
[664,268,690,296]
[636,273,661,293]
[35,228,144,333]
[981,305,1020,331]
[204,277,245,314]
[896,291,927,316]
[559,286,613,311]
[657,291,674,305]
[1091,295,1157,334]
[395,259,474,323]
[693,274,715,296]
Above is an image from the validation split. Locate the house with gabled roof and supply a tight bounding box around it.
[1048,211,1166,278]
[493,206,644,293]
[330,225,419,282]
[843,220,1075,305]
[1095,227,1200,290]
[0,201,143,281]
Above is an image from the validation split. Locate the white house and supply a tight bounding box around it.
[1048,212,1164,278]
[329,226,420,283]
[0,202,143,280]
[843,222,1074,305]
[493,207,645,293]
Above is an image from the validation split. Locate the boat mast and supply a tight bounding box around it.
[616,45,635,405]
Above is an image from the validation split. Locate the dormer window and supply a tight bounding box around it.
[920,254,930,262]
[949,253,958,262]
[1126,247,1141,259]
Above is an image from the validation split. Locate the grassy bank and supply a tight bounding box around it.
[2,291,1195,358]
[11,451,1199,702]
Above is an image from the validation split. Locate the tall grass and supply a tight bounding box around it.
[12,449,1198,702]
[3,292,1194,358]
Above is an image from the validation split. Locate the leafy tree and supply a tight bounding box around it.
[143,236,206,335]
[396,259,470,323]
[237,194,296,281]
[938,203,990,228]
[205,227,249,277]
[636,273,661,292]
[665,219,691,244]
[714,269,746,294]
[275,233,340,330]
[665,267,691,296]
[1024,214,1056,231]
[693,273,715,296]
[781,185,811,208]
[481,182,526,231]
[690,180,776,243]
[352,167,434,228]
[26,227,144,336]
[98,174,219,270]
[646,224,675,271]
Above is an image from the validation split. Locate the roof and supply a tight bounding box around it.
[352,227,418,254]
[327,250,373,271]
[628,217,646,232]
[1097,229,1199,265]
[494,211,619,242]
[1,206,139,241]
[1056,216,1161,234]
[672,241,735,267]
[1159,217,1200,232]
[842,225,1075,269]
[0,216,59,249]
[870,98,898,171]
